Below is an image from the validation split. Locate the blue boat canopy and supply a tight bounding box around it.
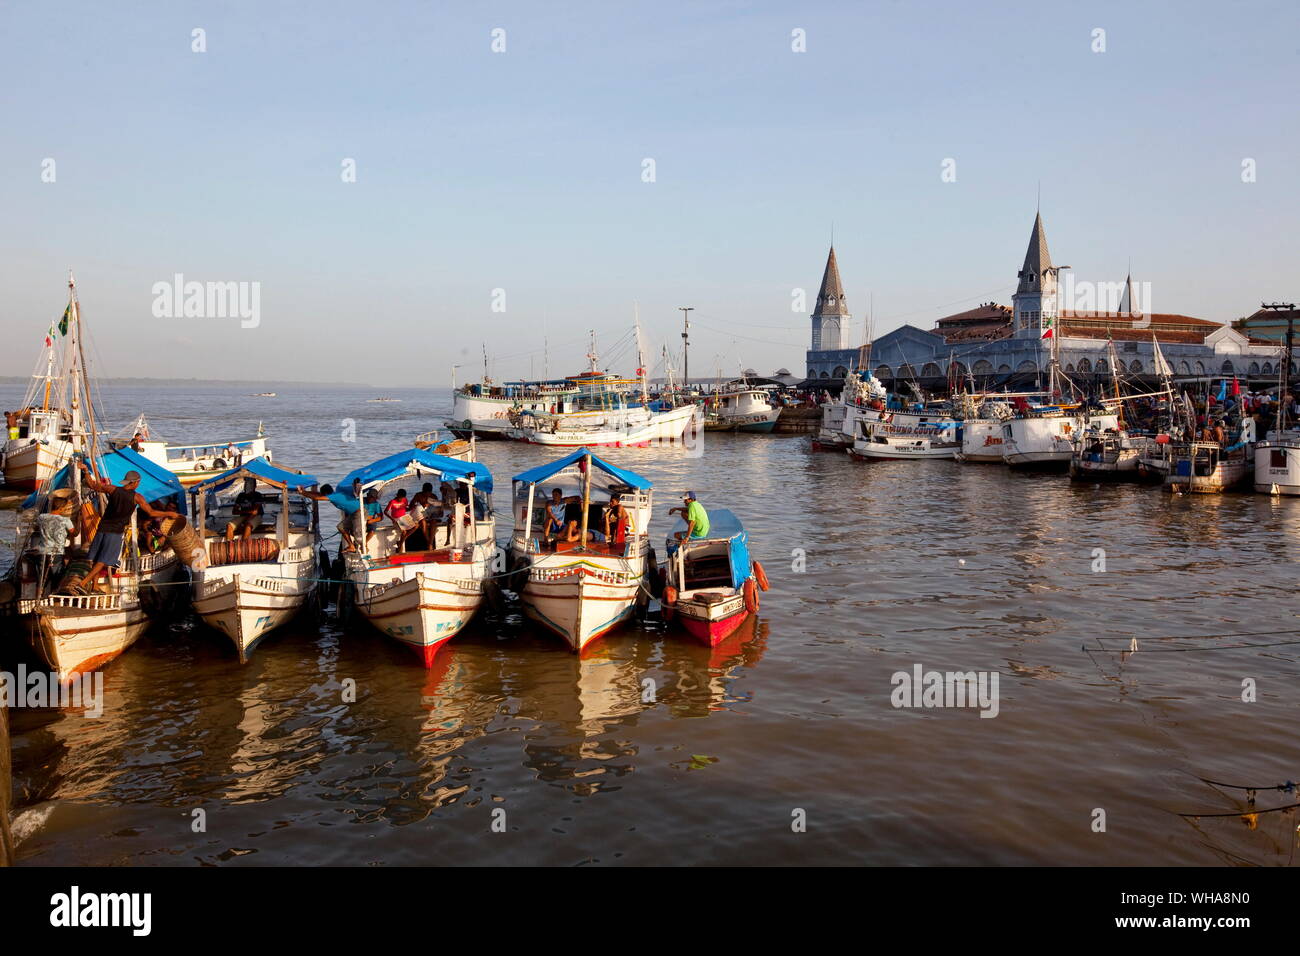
[190,456,319,494]
[23,446,188,516]
[340,448,493,494]
[512,447,651,490]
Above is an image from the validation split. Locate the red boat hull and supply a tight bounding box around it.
[678,607,750,646]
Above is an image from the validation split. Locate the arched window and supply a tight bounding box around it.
[921,362,942,377]
[1016,360,1037,372]
[1179,361,1191,375]
[820,371,830,379]
[1221,360,1234,374]
[832,366,849,378]
[997,364,1012,374]
[1065,363,1075,372]
[973,360,994,375]
[1263,362,1273,375]
[1130,360,1143,373]
[951,362,968,376]
[1195,361,1206,375]
[1096,359,1109,374]
[808,367,817,379]
[1078,358,1092,373]
[897,364,916,379]
[1249,362,1260,375]
[875,365,892,379]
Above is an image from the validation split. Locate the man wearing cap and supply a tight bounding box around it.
[668,490,710,544]
[302,481,383,553]
[73,460,180,593]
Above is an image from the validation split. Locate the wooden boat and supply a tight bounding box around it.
[1165,440,1254,493]
[109,414,271,487]
[1069,428,1153,480]
[703,383,781,433]
[509,448,653,652]
[660,509,766,646]
[849,419,960,460]
[413,430,475,460]
[1,302,82,490]
[188,457,322,661]
[510,402,697,447]
[341,448,496,666]
[1255,432,1300,495]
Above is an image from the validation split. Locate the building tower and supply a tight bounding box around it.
[1012,212,1058,337]
[810,245,851,351]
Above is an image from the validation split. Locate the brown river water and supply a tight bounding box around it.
[3,385,1299,866]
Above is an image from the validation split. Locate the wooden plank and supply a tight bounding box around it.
[0,702,12,866]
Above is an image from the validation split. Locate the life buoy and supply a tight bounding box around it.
[752,561,769,592]
[663,585,677,606]
[743,578,759,613]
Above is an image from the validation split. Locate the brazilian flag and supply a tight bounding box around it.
[57,303,71,336]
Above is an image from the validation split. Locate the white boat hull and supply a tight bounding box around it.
[193,558,316,661]
[1254,440,1300,495]
[520,554,643,652]
[30,591,150,683]
[1,439,74,490]
[353,564,486,666]
[1002,414,1118,470]
[514,404,698,447]
[957,420,1006,462]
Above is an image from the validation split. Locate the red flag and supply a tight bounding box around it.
[1231,377,1240,397]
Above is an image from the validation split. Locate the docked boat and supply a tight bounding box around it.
[1253,316,1300,495]
[510,400,698,447]
[849,419,960,461]
[702,383,781,433]
[509,448,653,652]
[340,448,496,666]
[109,414,271,486]
[954,395,1016,463]
[660,509,766,646]
[11,446,188,682]
[1069,427,1153,480]
[1165,440,1255,493]
[413,430,475,460]
[188,458,322,661]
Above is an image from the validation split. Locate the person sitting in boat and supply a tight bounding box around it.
[70,461,179,594]
[602,494,634,546]
[668,490,710,546]
[543,488,569,538]
[225,478,265,541]
[409,482,439,546]
[385,489,418,552]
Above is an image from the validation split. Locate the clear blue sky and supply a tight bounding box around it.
[1,0,1296,386]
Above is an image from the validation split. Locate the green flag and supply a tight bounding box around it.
[57,303,71,336]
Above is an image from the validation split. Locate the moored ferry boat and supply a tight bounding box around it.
[340,448,496,666]
[702,383,781,433]
[188,458,322,661]
[660,509,766,646]
[849,419,960,461]
[509,448,653,652]
[1165,440,1255,494]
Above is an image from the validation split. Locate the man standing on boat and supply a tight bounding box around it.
[71,460,180,594]
[303,481,383,553]
[669,490,710,545]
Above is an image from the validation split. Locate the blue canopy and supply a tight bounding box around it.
[190,456,319,494]
[22,446,187,516]
[511,447,651,490]
[340,447,493,494]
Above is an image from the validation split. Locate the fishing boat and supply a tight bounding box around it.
[849,419,960,461]
[4,276,188,681]
[953,392,1017,463]
[702,382,781,433]
[1254,312,1300,495]
[1165,440,1255,493]
[413,430,475,460]
[252,392,277,398]
[368,397,401,403]
[509,448,653,652]
[108,414,272,486]
[660,509,766,645]
[188,458,322,661]
[340,448,496,666]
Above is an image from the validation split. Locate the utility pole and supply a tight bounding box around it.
[679,307,693,391]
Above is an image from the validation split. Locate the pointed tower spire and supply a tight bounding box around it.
[816,246,849,316]
[1119,271,1136,314]
[1016,213,1053,295]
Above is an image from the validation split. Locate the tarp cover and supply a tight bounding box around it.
[512,447,651,490]
[191,456,319,493]
[340,447,493,494]
[22,446,188,516]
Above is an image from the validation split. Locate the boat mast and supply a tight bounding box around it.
[578,452,592,549]
[634,305,647,404]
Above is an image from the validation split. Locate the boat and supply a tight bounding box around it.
[340,448,496,666]
[849,419,960,461]
[9,445,189,682]
[510,401,698,447]
[660,509,766,645]
[953,391,1017,463]
[508,448,653,652]
[108,414,272,486]
[447,378,581,440]
[1165,439,1255,493]
[3,276,187,681]
[413,430,475,460]
[252,392,277,398]
[702,382,781,433]
[368,397,401,403]
[1,296,84,490]
[188,458,322,661]
[1254,312,1300,495]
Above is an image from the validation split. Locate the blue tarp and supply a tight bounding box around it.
[512,447,651,490]
[340,447,493,494]
[23,446,188,516]
[190,456,319,493]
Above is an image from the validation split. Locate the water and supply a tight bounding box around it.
[4,383,1299,866]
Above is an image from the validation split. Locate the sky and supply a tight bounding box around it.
[1,0,1297,387]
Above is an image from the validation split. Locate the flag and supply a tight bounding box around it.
[1232,377,1240,397]
[1040,316,1054,340]
[1216,379,1227,402]
[58,303,71,336]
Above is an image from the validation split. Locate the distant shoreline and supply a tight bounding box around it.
[0,376,389,388]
